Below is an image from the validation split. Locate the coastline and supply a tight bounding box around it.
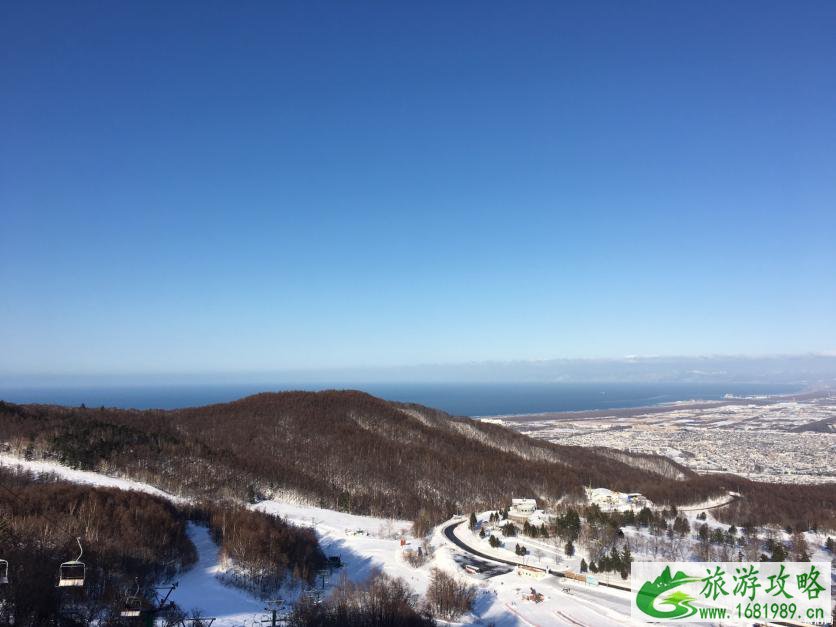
[482,387,829,423]
[0,381,820,417]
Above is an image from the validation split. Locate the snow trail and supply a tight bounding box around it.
[0,453,188,504]
[169,524,264,625]
[0,453,708,626]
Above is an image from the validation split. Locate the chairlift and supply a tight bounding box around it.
[0,558,8,584]
[58,538,86,587]
[121,580,143,617]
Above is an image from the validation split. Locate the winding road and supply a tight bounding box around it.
[442,519,633,591]
[677,493,740,513]
[442,517,811,627]
[443,520,525,568]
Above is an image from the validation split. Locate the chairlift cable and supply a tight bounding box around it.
[0,474,91,586]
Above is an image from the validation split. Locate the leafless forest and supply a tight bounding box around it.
[1,391,834,537]
[0,467,194,624]
[0,467,324,625]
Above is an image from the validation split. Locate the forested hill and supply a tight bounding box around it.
[1,391,834,530]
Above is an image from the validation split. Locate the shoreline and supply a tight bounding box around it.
[480,388,830,423]
[1,382,824,417]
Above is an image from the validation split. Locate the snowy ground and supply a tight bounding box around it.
[252,499,434,597]
[0,454,431,624]
[0,453,189,504]
[2,454,832,625]
[170,524,265,623]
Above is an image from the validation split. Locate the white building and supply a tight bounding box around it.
[508,498,537,523]
[585,487,652,512]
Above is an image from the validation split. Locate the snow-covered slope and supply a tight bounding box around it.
[253,500,411,537]
[0,453,732,626]
[0,453,188,504]
[171,524,264,623]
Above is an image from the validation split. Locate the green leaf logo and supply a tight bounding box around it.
[636,566,702,620]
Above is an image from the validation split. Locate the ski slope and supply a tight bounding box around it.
[0,454,270,625]
[0,453,189,504]
[0,453,742,626]
[171,524,265,623]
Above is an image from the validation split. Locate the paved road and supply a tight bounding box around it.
[677,493,740,512]
[450,553,513,579]
[443,520,524,568]
[442,520,632,592]
[443,519,817,627]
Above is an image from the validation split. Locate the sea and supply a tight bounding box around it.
[0,382,804,417]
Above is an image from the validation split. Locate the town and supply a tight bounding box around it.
[498,396,836,483]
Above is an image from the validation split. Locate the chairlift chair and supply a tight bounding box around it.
[120,595,142,617]
[58,538,86,587]
[0,558,8,584]
[121,580,144,617]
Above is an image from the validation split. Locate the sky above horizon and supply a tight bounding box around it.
[2,1,835,376]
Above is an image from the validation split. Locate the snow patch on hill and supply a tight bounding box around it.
[253,500,411,538]
[0,453,189,504]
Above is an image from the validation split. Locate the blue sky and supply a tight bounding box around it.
[1,1,835,376]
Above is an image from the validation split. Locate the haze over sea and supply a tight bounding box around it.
[0,382,803,417]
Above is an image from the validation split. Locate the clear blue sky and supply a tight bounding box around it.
[2,1,835,376]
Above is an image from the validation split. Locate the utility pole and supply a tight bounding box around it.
[262,599,286,626]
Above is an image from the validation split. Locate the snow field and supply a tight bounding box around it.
[4,455,829,625]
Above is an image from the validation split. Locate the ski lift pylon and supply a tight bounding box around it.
[58,537,86,587]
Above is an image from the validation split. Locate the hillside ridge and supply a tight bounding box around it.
[0,391,833,530]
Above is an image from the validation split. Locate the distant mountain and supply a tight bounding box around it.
[5,353,836,388]
[318,353,836,385]
[0,391,833,529]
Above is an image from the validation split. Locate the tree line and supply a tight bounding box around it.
[0,467,328,625]
[289,568,476,626]
[0,466,195,625]
[1,392,834,540]
[201,503,325,592]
